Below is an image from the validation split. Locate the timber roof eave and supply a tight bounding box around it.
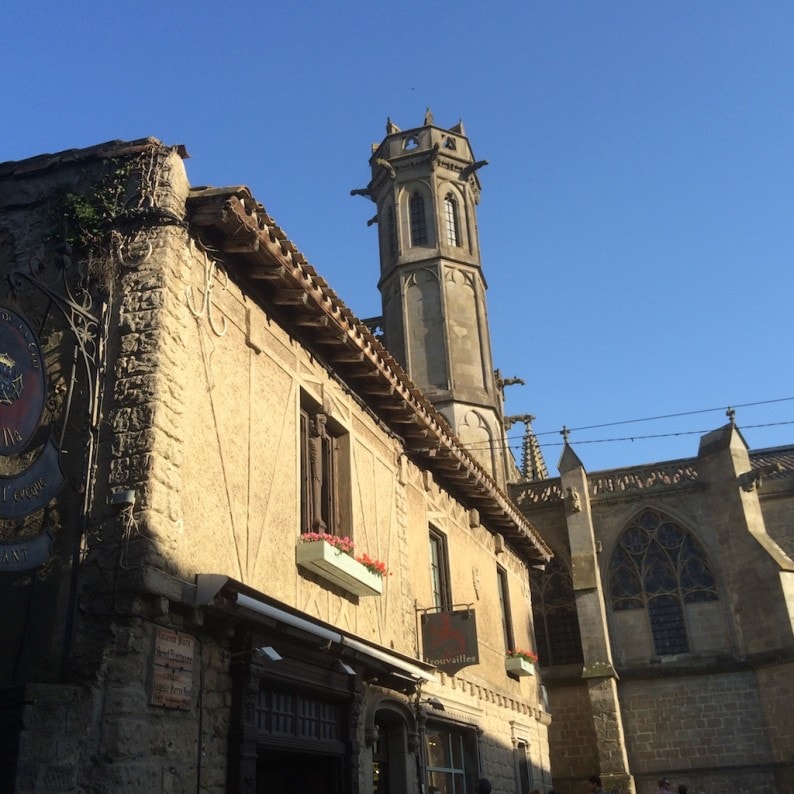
[186,185,551,564]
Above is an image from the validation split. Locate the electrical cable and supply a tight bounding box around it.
[533,396,794,437]
[455,396,794,453]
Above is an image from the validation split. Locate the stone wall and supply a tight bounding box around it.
[0,140,551,792]
[620,673,776,794]
[544,682,599,790]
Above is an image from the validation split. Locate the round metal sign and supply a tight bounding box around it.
[0,306,47,454]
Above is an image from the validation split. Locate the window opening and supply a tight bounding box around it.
[530,556,584,667]
[300,400,349,537]
[256,686,345,749]
[373,722,389,794]
[443,194,460,246]
[429,528,452,611]
[409,192,428,246]
[516,741,531,794]
[609,509,718,655]
[425,724,477,794]
[497,566,515,652]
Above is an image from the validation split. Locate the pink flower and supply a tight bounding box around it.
[506,648,538,663]
[300,533,388,576]
[300,532,354,556]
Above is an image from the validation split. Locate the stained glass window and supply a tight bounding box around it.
[531,556,584,667]
[609,509,718,655]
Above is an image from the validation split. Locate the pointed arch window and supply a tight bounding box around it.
[409,192,427,246]
[609,509,718,656]
[530,556,584,667]
[443,193,460,246]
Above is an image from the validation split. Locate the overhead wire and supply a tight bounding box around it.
[455,396,794,454]
[532,396,794,437]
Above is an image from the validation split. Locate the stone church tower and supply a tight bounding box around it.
[362,112,512,488]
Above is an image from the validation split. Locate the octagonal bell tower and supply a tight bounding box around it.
[363,112,509,487]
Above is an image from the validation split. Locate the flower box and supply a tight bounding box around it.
[297,539,383,597]
[505,655,536,677]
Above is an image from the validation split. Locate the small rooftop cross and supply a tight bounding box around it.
[726,406,736,425]
[560,425,570,444]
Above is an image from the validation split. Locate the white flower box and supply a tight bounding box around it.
[505,656,536,677]
[296,540,383,597]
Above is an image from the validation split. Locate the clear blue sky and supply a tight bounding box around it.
[3,2,792,472]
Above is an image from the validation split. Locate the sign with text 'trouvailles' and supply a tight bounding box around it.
[421,609,479,675]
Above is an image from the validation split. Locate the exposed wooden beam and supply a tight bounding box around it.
[271,290,309,306]
[222,237,259,254]
[249,264,286,281]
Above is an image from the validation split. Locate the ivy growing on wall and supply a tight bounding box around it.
[56,159,136,257]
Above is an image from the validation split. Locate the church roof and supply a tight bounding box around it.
[750,445,794,481]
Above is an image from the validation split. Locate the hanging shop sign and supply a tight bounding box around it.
[0,436,65,519]
[421,608,479,675]
[0,531,53,571]
[0,306,47,454]
[0,305,67,571]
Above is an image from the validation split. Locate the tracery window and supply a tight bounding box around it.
[530,556,584,667]
[443,194,460,246]
[409,192,427,246]
[609,509,718,656]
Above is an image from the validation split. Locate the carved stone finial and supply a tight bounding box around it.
[726,406,736,425]
[424,107,434,126]
[386,117,400,134]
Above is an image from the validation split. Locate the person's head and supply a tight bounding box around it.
[587,775,602,791]
[658,778,671,791]
[476,779,492,794]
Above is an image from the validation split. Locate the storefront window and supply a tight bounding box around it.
[425,724,477,794]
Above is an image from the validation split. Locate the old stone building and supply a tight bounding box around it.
[0,133,552,793]
[514,430,794,794]
[356,114,794,794]
[1,114,792,794]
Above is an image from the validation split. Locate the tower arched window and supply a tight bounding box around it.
[609,509,718,656]
[409,192,427,246]
[443,194,460,247]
